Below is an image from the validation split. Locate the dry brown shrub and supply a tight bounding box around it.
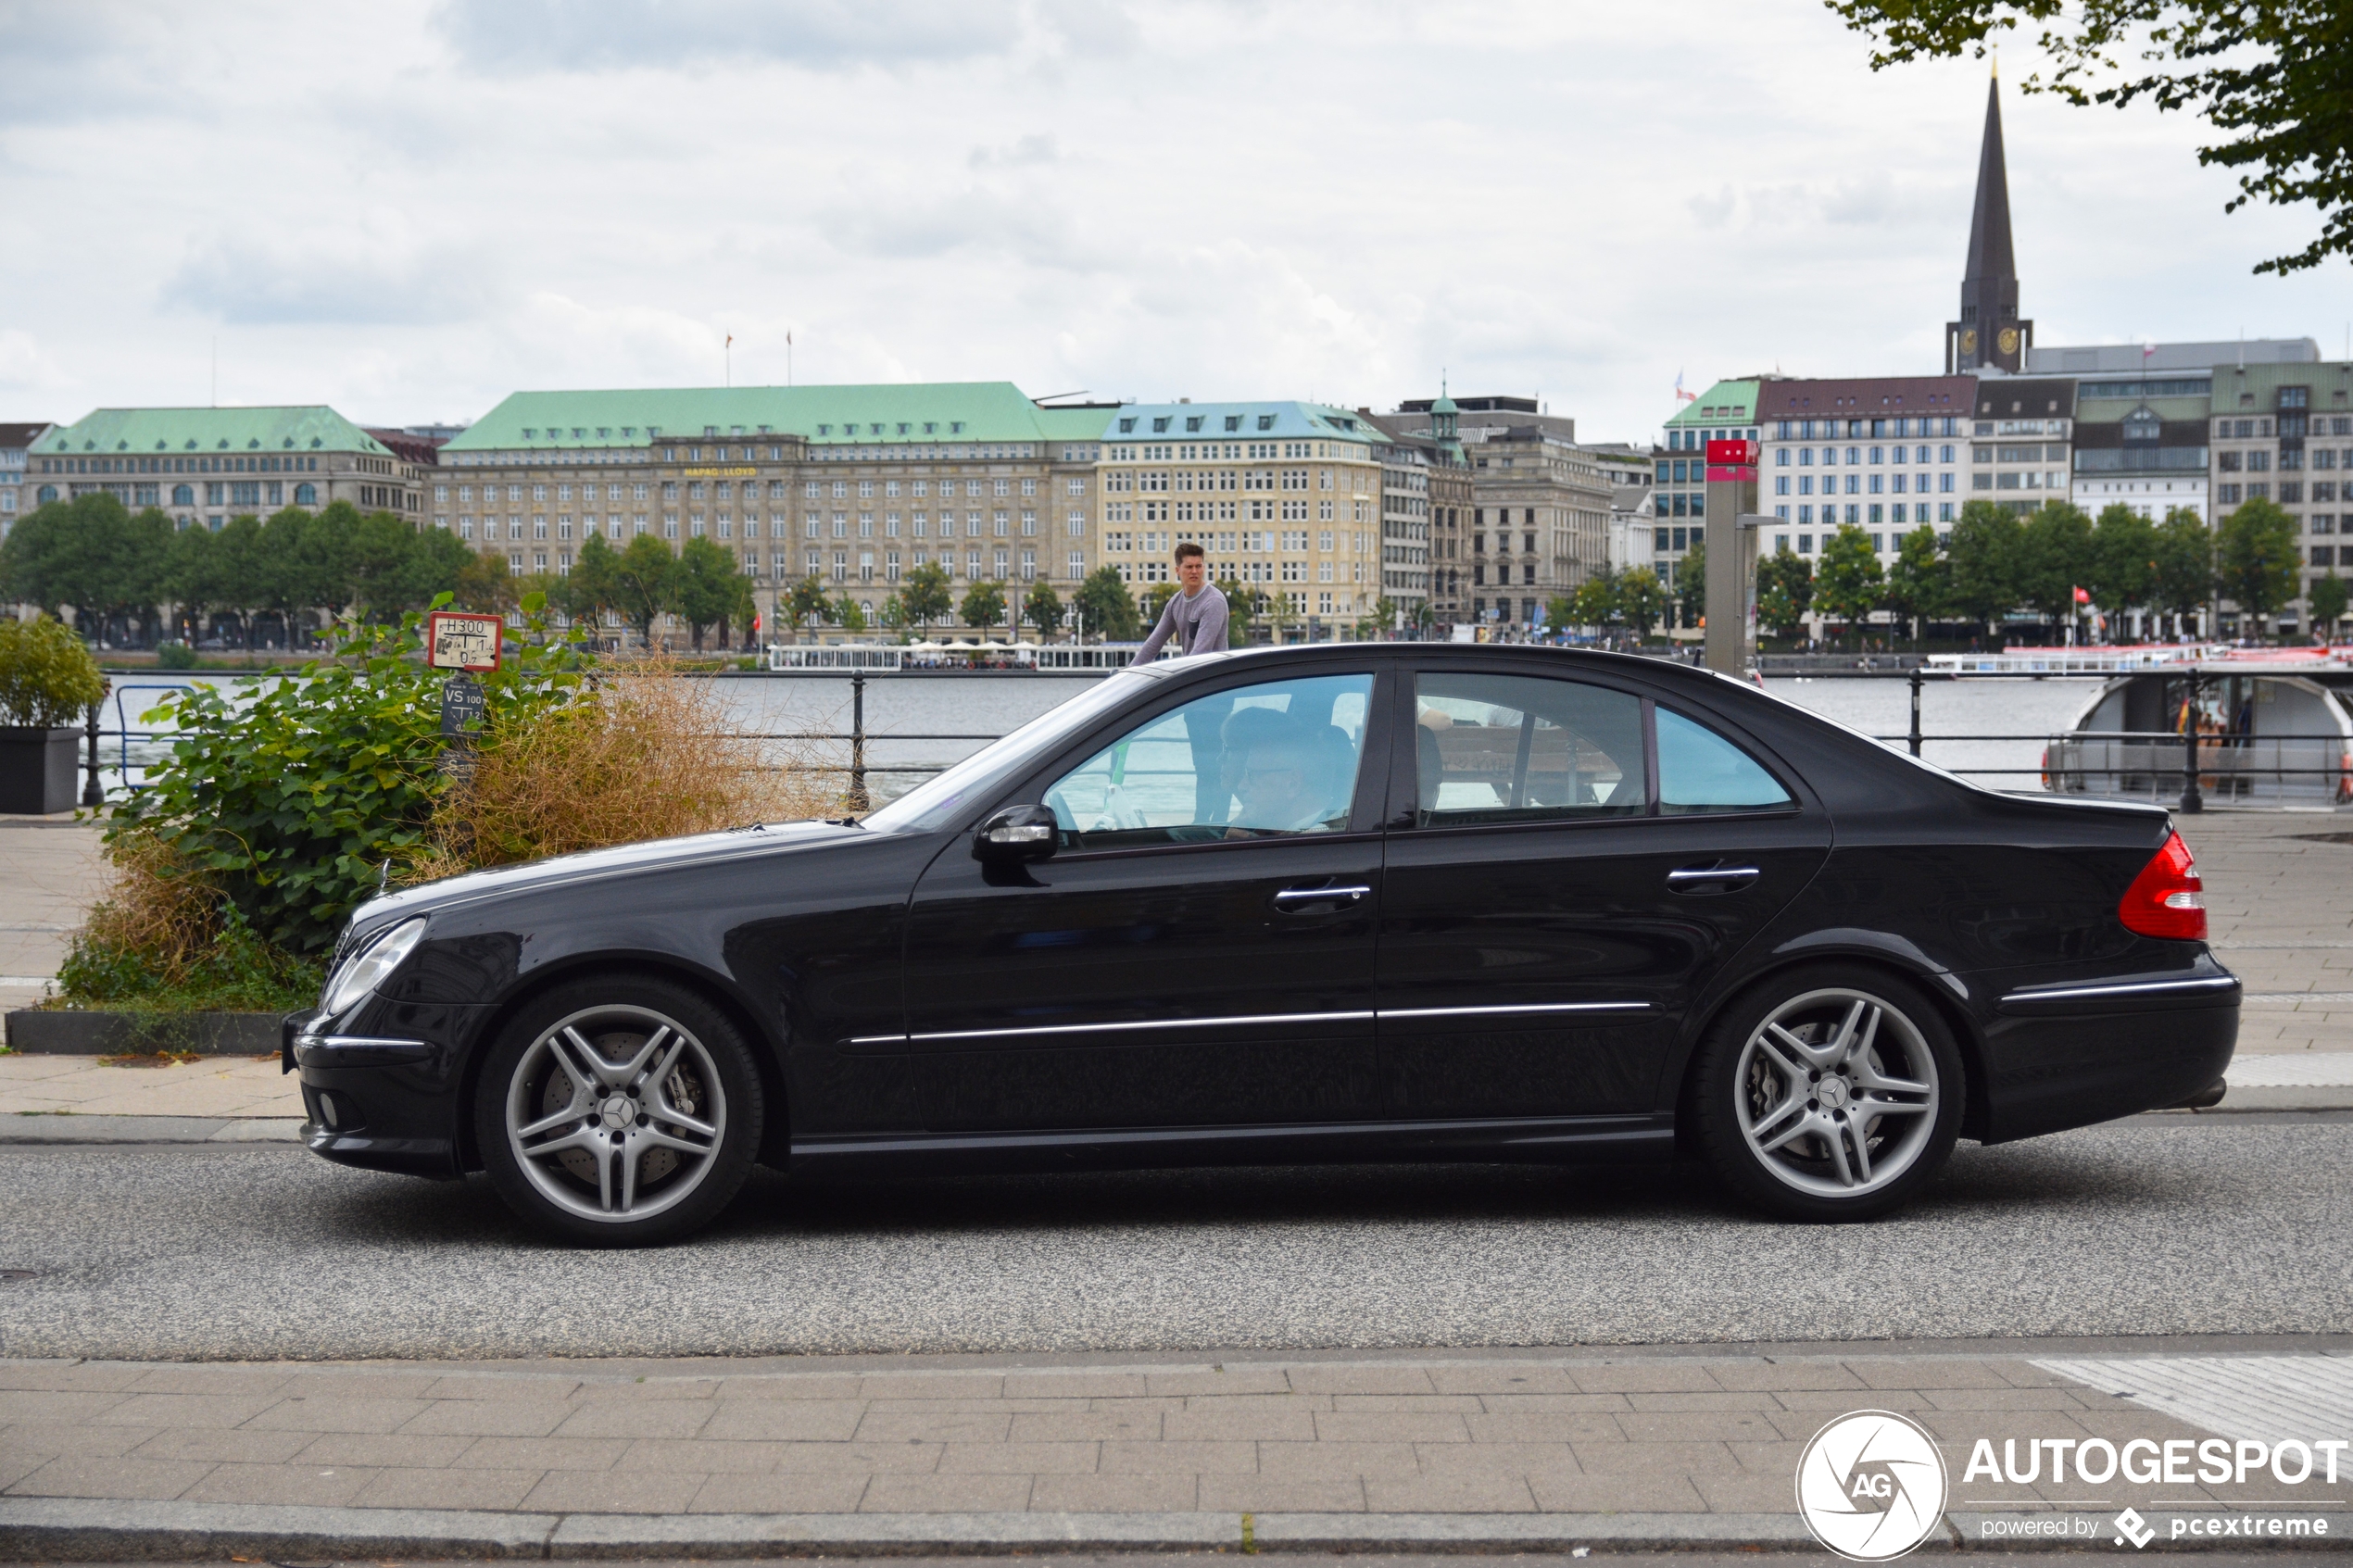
[411,661,837,881]
[74,829,222,988]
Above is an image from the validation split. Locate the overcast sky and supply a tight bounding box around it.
[4,0,2344,446]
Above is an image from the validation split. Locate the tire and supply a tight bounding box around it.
[1688,964,1963,1223]
[475,975,763,1246]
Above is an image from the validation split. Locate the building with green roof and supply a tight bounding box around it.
[434,382,1121,633]
[28,406,425,531]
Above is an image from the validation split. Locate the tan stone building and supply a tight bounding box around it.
[1093,401,1385,638]
[27,407,426,532]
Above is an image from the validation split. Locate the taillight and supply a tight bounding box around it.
[2118,830,2206,941]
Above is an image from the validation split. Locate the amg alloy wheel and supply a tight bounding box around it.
[477,979,761,1245]
[1692,966,1963,1222]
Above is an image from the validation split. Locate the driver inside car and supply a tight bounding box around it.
[1220,706,1348,837]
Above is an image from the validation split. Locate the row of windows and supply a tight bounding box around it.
[1767,503,1957,532]
[1773,472,1957,498]
[432,475,1067,505]
[39,454,327,475]
[2218,448,2353,473]
[1103,468,1364,495]
[1769,525,1954,556]
[1768,418,1966,441]
[1973,471,2068,491]
[1103,498,1368,523]
[1102,529,1368,556]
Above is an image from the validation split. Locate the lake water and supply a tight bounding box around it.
[98,670,2109,805]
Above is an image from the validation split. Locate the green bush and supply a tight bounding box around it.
[112,593,592,956]
[0,615,105,728]
[154,640,197,671]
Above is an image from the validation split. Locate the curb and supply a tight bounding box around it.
[0,1114,301,1144]
[0,1498,1819,1560]
[3,1010,285,1056]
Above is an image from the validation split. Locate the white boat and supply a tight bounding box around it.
[2040,648,2353,805]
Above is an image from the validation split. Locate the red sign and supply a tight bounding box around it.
[425,612,505,671]
[1705,438,1757,466]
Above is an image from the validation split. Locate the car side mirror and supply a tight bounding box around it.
[974,804,1058,863]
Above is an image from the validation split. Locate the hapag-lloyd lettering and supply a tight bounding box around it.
[1964,1436,2351,1486]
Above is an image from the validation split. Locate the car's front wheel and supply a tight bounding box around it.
[475,977,762,1245]
[1689,965,1963,1222]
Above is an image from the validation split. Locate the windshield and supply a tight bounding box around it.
[862,669,1169,834]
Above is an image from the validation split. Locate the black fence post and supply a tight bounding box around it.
[2180,671,2204,815]
[81,684,107,809]
[849,674,869,814]
[1907,671,1924,758]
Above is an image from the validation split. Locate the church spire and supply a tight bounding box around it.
[1946,64,2032,374]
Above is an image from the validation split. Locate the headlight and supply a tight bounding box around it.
[321,917,429,1017]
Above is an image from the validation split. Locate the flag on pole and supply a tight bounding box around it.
[1674,369,1696,403]
[2073,586,2090,605]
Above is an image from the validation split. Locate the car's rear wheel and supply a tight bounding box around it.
[475,977,761,1246]
[1690,965,1962,1222]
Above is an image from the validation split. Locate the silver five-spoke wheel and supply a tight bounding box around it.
[1733,986,1940,1198]
[505,1005,727,1223]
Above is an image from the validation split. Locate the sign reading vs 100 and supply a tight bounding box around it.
[426,611,505,671]
[681,466,760,478]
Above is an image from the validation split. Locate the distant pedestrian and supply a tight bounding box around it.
[1132,542,1228,663]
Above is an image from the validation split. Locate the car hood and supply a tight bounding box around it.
[347,819,869,930]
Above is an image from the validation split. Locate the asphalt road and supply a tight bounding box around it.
[2,1117,2348,1361]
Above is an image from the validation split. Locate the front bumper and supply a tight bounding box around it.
[284,1004,493,1180]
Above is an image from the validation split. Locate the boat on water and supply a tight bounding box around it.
[1989,646,2353,805]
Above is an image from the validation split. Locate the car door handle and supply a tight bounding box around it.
[1667,863,1760,893]
[1272,884,1372,909]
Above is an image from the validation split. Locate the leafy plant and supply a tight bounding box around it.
[2216,495,2302,635]
[0,615,107,728]
[112,593,593,955]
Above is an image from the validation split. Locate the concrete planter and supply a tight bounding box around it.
[0,726,81,815]
[4,1010,287,1056]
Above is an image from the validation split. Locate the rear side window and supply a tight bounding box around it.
[1414,672,1645,826]
[1656,708,1793,814]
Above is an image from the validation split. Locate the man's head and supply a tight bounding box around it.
[1175,539,1206,593]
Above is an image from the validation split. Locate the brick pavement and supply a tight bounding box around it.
[2179,811,2353,1054]
[0,1348,2344,1548]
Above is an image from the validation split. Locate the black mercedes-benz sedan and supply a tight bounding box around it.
[287,645,2238,1243]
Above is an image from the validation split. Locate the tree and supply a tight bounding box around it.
[557,532,621,632]
[163,522,219,645]
[1367,595,1401,634]
[2017,501,2096,627]
[1617,567,1670,640]
[1075,567,1138,641]
[876,594,907,633]
[1756,547,1815,641]
[2309,571,2349,639]
[1882,525,1948,643]
[2215,495,2302,637]
[1812,526,1886,643]
[1570,574,1619,630]
[960,580,1006,633]
[0,493,170,642]
[609,533,680,647]
[673,536,744,651]
[1020,581,1064,639]
[2088,503,2159,628]
[1944,500,2025,632]
[1829,1,2353,276]
[1675,540,1706,629]
[1545,594,1578,635]
[455,549,520,616]
[900,562,952,633]
[1216,578,1261,640]
[828,596,868,634]
[2151,508,2215,635]
[210,514,270,646]
[785,573,833,635]
[1139,580,1178,628]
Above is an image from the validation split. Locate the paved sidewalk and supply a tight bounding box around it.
[1,1345,2348,1557]
[0,1054,299,1120]
[0,815,106,1018]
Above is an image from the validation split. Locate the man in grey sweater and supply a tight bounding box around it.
[1131,541,1229,662]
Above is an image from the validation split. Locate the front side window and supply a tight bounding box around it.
[1413,673,1644,826]
[1044,673,1373,851]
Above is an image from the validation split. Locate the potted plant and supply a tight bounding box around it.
[0,616,105,813]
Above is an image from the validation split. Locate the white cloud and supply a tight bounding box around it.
[2,0,2344,445]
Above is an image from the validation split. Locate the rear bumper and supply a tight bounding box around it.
[1975,975,2239,1144]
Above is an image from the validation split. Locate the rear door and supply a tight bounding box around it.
[1376,664,1831,1120]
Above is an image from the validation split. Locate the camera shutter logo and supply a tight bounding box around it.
[1796,1411,1949,1561]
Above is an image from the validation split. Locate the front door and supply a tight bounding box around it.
[899,667,1392,1133]
[1377,666,1830,1121]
